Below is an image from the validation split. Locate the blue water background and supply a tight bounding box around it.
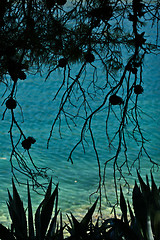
[0,20,160,224]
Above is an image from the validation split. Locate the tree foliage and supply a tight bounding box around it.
[0,0,160,197]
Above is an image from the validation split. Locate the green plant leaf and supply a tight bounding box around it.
[80,198,98,228]
[120,185,128,224]
[146,215,154,240]
[69,211,90,238]
[146,175,150,188]
[150,173,160,239]
[151,172,160,208]
[70,212,80,231]
[127,200,134,222]
[12,179,27,233]
[46,209,59,238]
[67,199,98,239]
[35,180,57,240]
[66,214,73,235]
[27,181,34,239]
[7,200,26,239]
[35,204,41,240]
[43,178,52,204]
[7,180,27,239]
[127,200,143,240]
[59,212,64,240]
[70,212,89,239]
[153,210,160,240]
[137,170,150,198]
[133,181,148,239]
[40,183,58,239]
[7,189,13,203]
[151,172,157,192]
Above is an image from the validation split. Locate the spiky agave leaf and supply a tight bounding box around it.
[120,185,128,224]
[34,180,53,239]
[7,179,27,239]
[132,181,154,240]
[146,175,150,188]
[35,203,41,239]
[41,184,58,238]
[43,178,53,205]
[66,212,86,239]
[35,179,53,239]
[67,213,85,238]
[81,198,98,228]
[127,200,134,222]
[46,209,60,238]
[12,179,27,227]
[137,170,150,199]
[58,212,65,240]
[67,198,98,239]
[70,212,81,234]
[151,172,157,192]
[66,213,73,236]
[127,200,143,239]
[27,181,34,239]
[151,172,160,208]
[150,172,160,239]
[35,183,59,240]
[153,210,160,240]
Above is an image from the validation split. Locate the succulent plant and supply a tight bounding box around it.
[0,172,159,240]
[0,179,61,240]
[101,171,160,240]
[66,198,99,240]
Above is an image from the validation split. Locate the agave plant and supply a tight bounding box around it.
[99,171,160,240]
[132,171,160,240]
[0,172,159,240]
[0,179,63,240]
[0,178,100,240]
[65,198,100,240]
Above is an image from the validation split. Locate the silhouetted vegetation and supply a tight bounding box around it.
[0,172,160,239]
[0,0,160,205]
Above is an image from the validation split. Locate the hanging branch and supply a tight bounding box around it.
[0,0,160,196]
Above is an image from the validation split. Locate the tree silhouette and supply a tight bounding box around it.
[0,0,160,201]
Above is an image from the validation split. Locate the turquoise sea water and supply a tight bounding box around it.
[0,28,160,225]
[0,52,160,225]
